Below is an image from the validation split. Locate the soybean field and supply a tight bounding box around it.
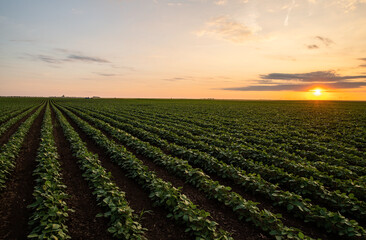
[0,97,366,240]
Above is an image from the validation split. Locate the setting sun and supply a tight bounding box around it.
[313,89,323,96]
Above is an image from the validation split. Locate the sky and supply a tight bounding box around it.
[1,0,366,100]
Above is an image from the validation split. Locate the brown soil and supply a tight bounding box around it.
[65,107,271,240]
[51,108,114,240]
[0,107,37,147]
[0,106,45,240]
[56,105,190,240]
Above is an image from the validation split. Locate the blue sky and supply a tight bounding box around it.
[1,0,366,99]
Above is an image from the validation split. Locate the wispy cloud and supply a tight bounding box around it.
[315,36,334,46]
[26,54,64,64]
[306,36,334,50]
[94,72,117,77]
[359,58,366,67]
[163,76,194,81]
[197,16,256,43]
[259,71,366,82]
[222,70,366,91]
[67,54,109,63]
[26,50,110,64]
[307,44,319,49]
[223,82,366,91]
[284,0,296,26]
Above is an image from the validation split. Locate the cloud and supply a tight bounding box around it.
[26,50,111,65]
[359,58,366,61]
[94,72,116,77]
[307,44,319,49]
[223,82,366,91]
[261,71,366,82]
[67,54,109,63]
[284,0,295,26]
[164,76,194,81]
[315,36,334,46]
[27,54,64,64]
[360,65,366,68]
[223,70,366,91]
[197,16,255,43]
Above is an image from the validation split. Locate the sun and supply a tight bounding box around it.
[312,88,322,96]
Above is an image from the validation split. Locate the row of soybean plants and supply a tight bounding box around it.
[102,106,366,200]
[143,106,366,170]
[114,105,366,178]
[0,98,44,122]
[0,104,44,190]
[64,105,366,238]
[87,105,366,180]
[52,104,232,240]
[57,104,313,240]
[68,105,366,223]
[27,104,72,239]
[0,105,40,137]
[52,104,147,239]
[114,103,366,167]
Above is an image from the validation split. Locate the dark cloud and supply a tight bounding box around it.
[359,58,366,61]
[307,44,319,49]
[360,64,366,68]
[223,71,366,91]
[67,54,109,63]
[315,36,334,46]
[223,82,366,91]
[260,71,366,82]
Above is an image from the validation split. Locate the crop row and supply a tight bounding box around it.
[0,108,30,125]
[53,103,236,240]
[0,105,44,191]
[106,107,366,200]
[112,107,366,177]
[67,106,366,237]
[71,105,366,222]
[58,104,313,240]
[91,107,366,183]
[0,105,39,137]
[119,107,366,167]
[27,104,72,239]
[53,105,147,239]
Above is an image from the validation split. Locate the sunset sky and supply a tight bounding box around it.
[1,0,366,100]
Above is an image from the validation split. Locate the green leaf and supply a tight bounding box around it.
[298,232,305,239]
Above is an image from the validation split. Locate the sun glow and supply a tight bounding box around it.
[312,88,323,96]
